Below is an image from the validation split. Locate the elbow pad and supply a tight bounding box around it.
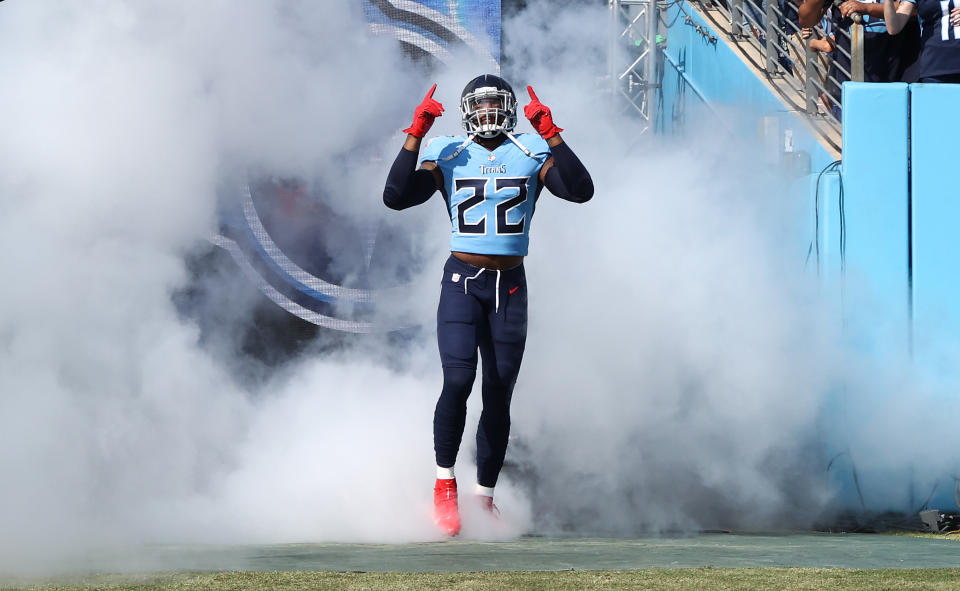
[544,142,594,203]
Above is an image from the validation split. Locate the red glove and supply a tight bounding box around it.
[523,85,563,139]
[403,84,444,138]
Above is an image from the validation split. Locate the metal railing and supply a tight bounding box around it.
[608,0,864,152]
[704,0,863,134]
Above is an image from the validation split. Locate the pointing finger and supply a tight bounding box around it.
[527,85,540,102]
[425,83,438,100]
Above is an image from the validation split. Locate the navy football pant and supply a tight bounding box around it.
[434,254,528,488]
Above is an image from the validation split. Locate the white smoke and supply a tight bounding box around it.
[0,0,493,575]
[501,0,960,533]
[1,0,958,577]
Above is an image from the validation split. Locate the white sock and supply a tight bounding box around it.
[475,484,495,497]
[436,466,455,480]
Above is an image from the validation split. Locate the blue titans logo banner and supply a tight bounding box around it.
[363,0,501,72]
[210,2,501,333]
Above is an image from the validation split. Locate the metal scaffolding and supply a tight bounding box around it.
[608,0,660,135]
[609,0,860,152]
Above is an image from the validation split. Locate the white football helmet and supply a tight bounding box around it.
[459,74,518,139]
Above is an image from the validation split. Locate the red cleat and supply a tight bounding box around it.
[476,494,500,518]
[434,478,460,535]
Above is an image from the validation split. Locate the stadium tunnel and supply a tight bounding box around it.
[178,0,510,365]
[178,0,960,529]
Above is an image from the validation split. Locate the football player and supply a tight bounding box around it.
[383,74,593,536]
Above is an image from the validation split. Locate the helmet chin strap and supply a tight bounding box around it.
[503,131,534,159]
[440,130,539,162]
[440,133,477,161]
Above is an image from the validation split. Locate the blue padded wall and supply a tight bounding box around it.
[812,171,844,280]
[840,83,911,354]
[910,83,960,369]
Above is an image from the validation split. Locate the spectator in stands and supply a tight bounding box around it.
[801,24,840,114]
[802,24,837,58]
[799,0,922,83]
[883,0,960,82]
[842,0,922,81]
[785,0,836,97]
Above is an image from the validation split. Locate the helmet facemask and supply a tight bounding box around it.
[460,86,517,139]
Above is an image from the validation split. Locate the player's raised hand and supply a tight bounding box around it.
[403,84,444,138]
[523,85,563,139]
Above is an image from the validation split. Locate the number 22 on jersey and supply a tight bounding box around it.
[453,177,531,236]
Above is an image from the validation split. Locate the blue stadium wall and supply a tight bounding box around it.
[656,4,837,169]
[820,84,960,513]
[840,82,960,372]
[656,3,841,280]
[661,3,960,513]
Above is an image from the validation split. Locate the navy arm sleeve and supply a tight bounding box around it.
[383,147,437,210]
[543,141,594,203]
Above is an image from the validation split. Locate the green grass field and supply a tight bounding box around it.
[4,533,958,590]
[6,568,960,591]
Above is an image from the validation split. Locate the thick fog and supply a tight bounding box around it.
[1,0,958,576]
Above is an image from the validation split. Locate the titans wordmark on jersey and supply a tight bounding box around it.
[420,133,551,256]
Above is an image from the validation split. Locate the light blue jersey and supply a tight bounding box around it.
[420,133,550,256]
